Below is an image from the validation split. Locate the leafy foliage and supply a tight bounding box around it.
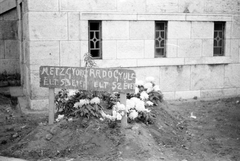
[136,111,156,124]
[84,52,97,67]
[148,91,164,105]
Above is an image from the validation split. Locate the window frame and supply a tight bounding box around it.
[88,20,102,59]
[213,21,225,56]
[154,21,168,58]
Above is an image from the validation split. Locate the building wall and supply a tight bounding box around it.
[24,0,240,110]
[0,9,19,74]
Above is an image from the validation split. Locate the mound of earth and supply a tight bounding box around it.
[0,95,185,161]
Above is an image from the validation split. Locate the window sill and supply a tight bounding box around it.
[92,57,232,68]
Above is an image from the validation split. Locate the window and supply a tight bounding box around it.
[155,21,167,58]
[89,21,102,59]
[214,22,225,56]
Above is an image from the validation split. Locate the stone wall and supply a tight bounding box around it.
[23,0,240,110]
[0,9,19,74]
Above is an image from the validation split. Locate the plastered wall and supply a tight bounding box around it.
[22,0,240,110]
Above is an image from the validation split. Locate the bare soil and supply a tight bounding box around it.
[1,94,240,161]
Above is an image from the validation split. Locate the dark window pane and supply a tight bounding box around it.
[96,41,99,48]
[161,31,164,38]
[90,32,94,39]
[214,23,223,30]
[214,48,221,55]
[155,31,160,39]
[160,40,165,47]
[156,23,164,30]
[90,50,100,58]
[155,40,160,48]
[90,22,99,30]
[214,40,217,46]
[90,41,94,48]
[155,48,164,57]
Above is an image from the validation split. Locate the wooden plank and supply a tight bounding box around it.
[0,0,17,15]
[120,93,127,128]
[48,88,55,124]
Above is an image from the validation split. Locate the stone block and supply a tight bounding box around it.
[166,39,178,57]
[225,39,231,57]
[191,65,224,90]
[5,40,19,59]
[22,13,29,41]
[80,41,88,62]
[102,40,117,59]
[202,39,213,57]
[159,66,191,92]
[225,21,232,39]
[102,21,129,40]
[137,58,184,66]
[60,41,81,66]
[117,0,145,13]
[129,21,154,40]
[80,21,88,41]
[117,40,144,59]
[130,67,160,86]
[3,9,17,20]
[0,40,4,58]
[137,14,185,21]
[178,39,202,57]
[205,0,240,13]
[30,99,48,110]
[61,0,116,11]
[30,70,48,99]
[29,12,68,40]
[178,0,205,13]
[68,12,80,40]
[144,40,154,58]
[0,59,20,74]
[230,39,239,63]
[168,21,191,39]
[223,88,237,96]
[95,59,137,68]
[146,0,179,13]
[191,22,213,38]
[232,16,240,38]
[224,64,240,88]
[29,41,60,66]
[0,21,17,40]
[175,90,200,99]
[28,0,59,11]
[162,92,175,100]
[201,89,224,98]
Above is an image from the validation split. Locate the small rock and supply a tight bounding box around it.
[193,96,198,100]
[50,126,58,135]
[45,133,53,141]
[12,133,19,138]
[236,100,239,104]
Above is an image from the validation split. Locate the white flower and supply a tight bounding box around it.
[130,97,141,105]
[117,104,126,111]
[129,110,138,120]
[116,113,122,120]
[140,91,149,100]
[56,114,64,122]
[84,99,90,105]
[146,101,154,106]
[135,87,139,94]
[90,97,101,104]
[135,100,146,112]
[153,85,160,92]
[144,82,153,89]
[68,89,77,96]
[145,76,155,83]
[147,87,154,93]
[126,99,135,111]
[136,80,144,86]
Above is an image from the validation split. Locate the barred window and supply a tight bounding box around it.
[155,21,167,58]
[214,22,225,56]
[89,21,102,59]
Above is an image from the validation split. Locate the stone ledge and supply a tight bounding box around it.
[185,57,232,65]
[81,12,232,22]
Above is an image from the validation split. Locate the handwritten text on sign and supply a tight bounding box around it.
[39,66,136,93]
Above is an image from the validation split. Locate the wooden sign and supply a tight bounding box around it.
[39,66,136,93]
[40,66,136,126]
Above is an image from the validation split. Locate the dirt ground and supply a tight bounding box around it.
[1,94,240,161]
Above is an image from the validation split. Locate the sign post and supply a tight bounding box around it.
[39,66,136,125]
[48,88,55,124]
